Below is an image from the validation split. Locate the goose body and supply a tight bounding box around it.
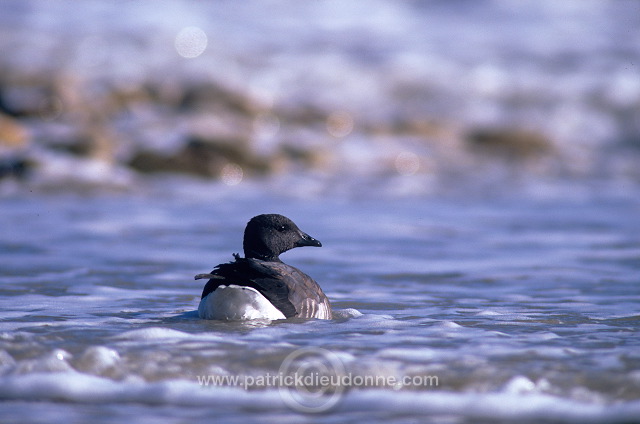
[196,214,332,320]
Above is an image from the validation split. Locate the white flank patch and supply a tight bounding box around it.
[198,285,286,321]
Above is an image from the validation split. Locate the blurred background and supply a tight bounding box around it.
[1,0,639,196]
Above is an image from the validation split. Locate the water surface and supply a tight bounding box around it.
[1,179,639,423]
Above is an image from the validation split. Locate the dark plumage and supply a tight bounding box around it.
[195,214,332,320]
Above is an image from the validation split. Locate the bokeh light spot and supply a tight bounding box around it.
[326,111,354,138]
[174,26,208,59]
[221,163,243,186]
[395,151,420,176]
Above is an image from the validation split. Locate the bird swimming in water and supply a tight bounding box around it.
[195,214,332,320]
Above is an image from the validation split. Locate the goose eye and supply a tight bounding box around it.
[277,225,287,232]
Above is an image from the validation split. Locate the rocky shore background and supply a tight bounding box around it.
[1,0,639,193]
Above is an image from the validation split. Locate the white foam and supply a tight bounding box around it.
[378,348,436,362]
[0,372,638,423]
[0,350,16,374]
[332,308,364,319]
[0,372,282,408]
[13,349,74,374]
[476,310,503,316]
[114,327,194,341]
[75,346,121,374]
[352,314,414,329]
[432,321,463,329]
[502,376,551,394]
[334,390,640,422]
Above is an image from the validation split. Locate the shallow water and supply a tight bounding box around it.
[2,0,640,421]
[1,178,640,423]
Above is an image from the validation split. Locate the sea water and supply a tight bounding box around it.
[1,178,639,423]
[1,0,640,422]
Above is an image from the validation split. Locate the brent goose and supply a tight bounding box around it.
[195,214,332,320]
